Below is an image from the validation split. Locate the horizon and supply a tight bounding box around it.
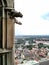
[15,35,49,38]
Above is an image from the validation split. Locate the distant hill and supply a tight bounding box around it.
[15,35,49,39]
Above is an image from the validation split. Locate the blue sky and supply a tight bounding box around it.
[14,0,49,36]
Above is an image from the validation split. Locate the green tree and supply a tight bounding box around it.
[38,43,43,48]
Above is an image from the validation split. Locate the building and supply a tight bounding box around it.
[0,0,23,65]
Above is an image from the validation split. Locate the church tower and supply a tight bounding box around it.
[0,0,23,65]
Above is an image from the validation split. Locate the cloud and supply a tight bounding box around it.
[41,13,49,21]
[15,0,49,35]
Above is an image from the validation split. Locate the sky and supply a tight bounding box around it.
[14,0,49,36]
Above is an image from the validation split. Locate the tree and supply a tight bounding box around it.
[38,43,43,48]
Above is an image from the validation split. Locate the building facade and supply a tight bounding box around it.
[0,0,23,65]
